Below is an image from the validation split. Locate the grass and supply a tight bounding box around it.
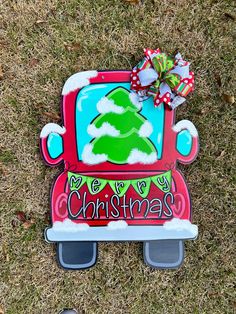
[0,0,235,313]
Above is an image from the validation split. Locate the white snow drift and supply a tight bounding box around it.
[172,120,198,137]
[129,92,142,110]
[62,71,98,95]
[138,120,153,137]
[127,149,157,164]
[87,122,120,138]
[82,143,107,165]
[40,123,66,138]
[163,218,198,236]
[53,219,90,232]
[97,97,124,114]
[107,220,128,230]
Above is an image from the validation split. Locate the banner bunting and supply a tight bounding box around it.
[68,171,171,198]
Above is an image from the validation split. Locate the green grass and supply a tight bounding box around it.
[0,0,235,313]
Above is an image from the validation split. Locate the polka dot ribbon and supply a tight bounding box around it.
[131,48,194,109]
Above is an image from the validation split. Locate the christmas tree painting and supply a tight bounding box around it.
[82,87,157,165]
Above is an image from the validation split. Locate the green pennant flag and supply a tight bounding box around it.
[68,172,86,191]
[132,177,151,198]
[151,170,171,193]
[166,56,175,71]
[109,180,130,197]
[87,177,107,195]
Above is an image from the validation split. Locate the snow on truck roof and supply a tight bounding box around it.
[61,71,98,96]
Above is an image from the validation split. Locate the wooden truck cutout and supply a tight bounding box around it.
[40,70,199,270]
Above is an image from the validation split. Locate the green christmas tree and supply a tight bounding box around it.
[82,87,157,165]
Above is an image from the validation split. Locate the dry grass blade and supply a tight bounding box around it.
[0,161,7,176]
[0,65,3,80]
[216,150,225,160]
[124,0,140,4]
[35,20,45,25]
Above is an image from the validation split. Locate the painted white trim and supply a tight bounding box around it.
[45,223,198,242]
[40,123,66,138]
[172,120,198,137]
[62,71,98,95]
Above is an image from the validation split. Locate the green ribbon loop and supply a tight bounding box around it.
[153,79,161,88]
[149,54,179,95]
[166,56,175,71]
[151,53,167,75]
[164,73,181,89]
